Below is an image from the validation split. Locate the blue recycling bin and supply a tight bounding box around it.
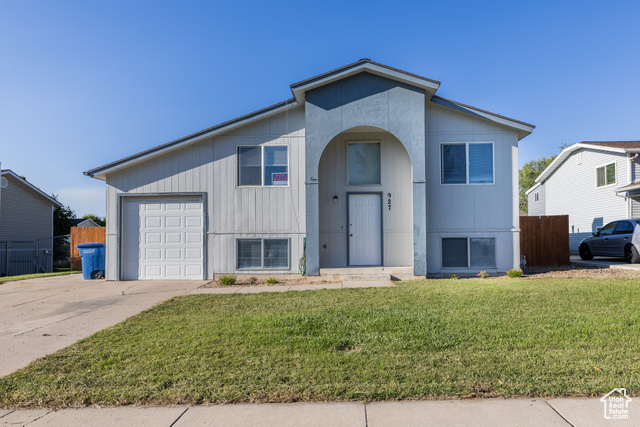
[77,243,105,280]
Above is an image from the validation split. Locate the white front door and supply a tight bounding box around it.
[348,194,382,266]
[122,197,204,280]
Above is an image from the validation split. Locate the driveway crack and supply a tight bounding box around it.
[544,399,574,426]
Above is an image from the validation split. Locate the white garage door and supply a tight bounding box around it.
[122,197,204,280]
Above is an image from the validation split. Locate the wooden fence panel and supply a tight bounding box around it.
[520,215,570,267]
[70,227,106,270]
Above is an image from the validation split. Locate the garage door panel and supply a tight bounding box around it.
[122,197,203,280]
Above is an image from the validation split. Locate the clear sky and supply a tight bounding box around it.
[1,0,638,218]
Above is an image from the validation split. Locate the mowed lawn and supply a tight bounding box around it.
[1,278,639,408]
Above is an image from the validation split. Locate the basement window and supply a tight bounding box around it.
[237,239,289,269]
[442,237,496,268]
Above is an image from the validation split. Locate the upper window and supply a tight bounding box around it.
[596,162,615,187]
[238,146,288,186]
[348,142,381,185]
[534,192,540,202]
[441,143,494,184]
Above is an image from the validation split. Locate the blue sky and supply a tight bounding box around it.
[1,0,638,218]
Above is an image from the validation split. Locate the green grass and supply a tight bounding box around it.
[1,277,639,408]
[0,271,81,284]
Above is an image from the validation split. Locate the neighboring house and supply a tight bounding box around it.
[84,59,534,281]
[526,141,640,251]
[0,169,63,276]
[72,218,100,227]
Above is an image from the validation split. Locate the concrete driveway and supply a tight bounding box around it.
[0,274,207,377]
[570,255,640,270]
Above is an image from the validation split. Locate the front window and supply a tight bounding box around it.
[441,143,494,184]
[237,238,289,269]
[238,146,288,186]
[596,163,615,187]
[348,142,381,185]
[598,222,616,236]
[442,237,496,268]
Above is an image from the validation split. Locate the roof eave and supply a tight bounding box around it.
[84,99,300,180]
[1,170,63,207]
[431,96,535,140]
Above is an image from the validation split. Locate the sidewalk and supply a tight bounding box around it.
[1,398,635,426]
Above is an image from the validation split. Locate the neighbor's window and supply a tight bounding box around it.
[348,142,381,185]
[237,239,289,269]
[442,237,496,268]
[238,146,288,186]
[596,163,615,187]
[441,143,494,184]
[534,192,540,202]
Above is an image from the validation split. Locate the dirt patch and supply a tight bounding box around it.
[524,264,640,278]
[203,277,340,288]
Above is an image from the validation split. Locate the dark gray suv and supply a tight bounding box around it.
[579,219,640,263]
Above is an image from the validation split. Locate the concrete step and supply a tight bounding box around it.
[341,274,391,282]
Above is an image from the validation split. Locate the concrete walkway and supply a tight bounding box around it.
[570,254,640,270]
[1,398,635,426]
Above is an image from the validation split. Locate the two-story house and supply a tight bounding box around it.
[84,59,534,280]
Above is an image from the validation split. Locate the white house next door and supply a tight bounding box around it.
[348,194,382,266]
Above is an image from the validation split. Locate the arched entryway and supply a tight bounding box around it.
[318,127,413,268]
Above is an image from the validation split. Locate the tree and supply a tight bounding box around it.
[51,195,75,267]
[519,156,556,212]
[82,214,106,227]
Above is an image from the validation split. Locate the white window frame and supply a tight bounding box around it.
[534,192,539,202]
[236,238,290,270]
[441,236,496,269]
[237,145,289,187]
[440,142,495,185]
[595,161,616,188]
[346,140,382,186]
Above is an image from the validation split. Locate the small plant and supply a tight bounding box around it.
[266,277,278,284]
[506,268,523,278]
[477,271,489,279]
[249,276,258,285]
[219,274,237,286]
[448,273,459,280]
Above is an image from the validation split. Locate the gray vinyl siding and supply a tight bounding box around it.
[527,184,546,216]
[0,174,54,248]
[104,107,306,280]
[425,103,520,273]
[543,148,628,251]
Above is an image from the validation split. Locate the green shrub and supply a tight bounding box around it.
[266,277,278,284]
[219,275,237,286]
[506,268,523,278]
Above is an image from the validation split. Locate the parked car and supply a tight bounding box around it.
[579,219,640,263]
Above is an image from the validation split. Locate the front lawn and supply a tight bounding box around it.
[0,271,80,284]
[1,278,639,408]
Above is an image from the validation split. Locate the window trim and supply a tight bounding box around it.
[236,238,291,270]
[346,140,383,186]
[440,236,497,269]
[440,142,495,186]
[595,161,616,188]
[237,145,290,188]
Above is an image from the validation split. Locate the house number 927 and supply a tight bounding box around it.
[387,193,392,210]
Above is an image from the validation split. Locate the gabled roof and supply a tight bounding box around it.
[528,141,640,193]
[72,218,100,227]
[85,59,535,180]
[1,170,63,207]
[290,58,441,103]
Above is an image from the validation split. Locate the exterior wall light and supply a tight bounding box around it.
[333,195,339,204]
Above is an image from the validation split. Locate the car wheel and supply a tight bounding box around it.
[624,245,640,263]
[579,243,594,260]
